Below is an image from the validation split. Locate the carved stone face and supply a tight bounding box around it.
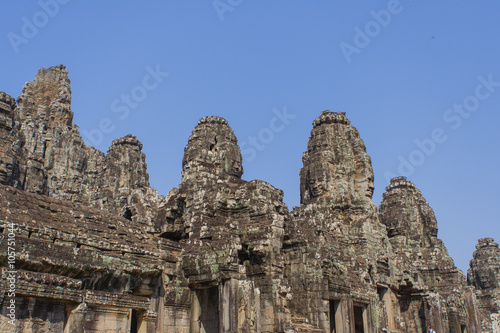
[308,177,324,197]
[0,158,14,185]
[306,169,331,199]
[231,158,243,177]
[365,177,375,199]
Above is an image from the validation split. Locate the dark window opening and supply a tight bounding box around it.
[197,287,219,333]
[123,207,133,221]
[209,137,218,152]
[237,244,263,266]
[159,230,187,241]
[329,300,340,333]
[130,309,138,333]
[353,305,365,333]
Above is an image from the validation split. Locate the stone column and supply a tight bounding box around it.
[380,287,398,330]
[331,297,351,333]
[137,310,157,333]
[221,279,236,333]
[190,290,202,333]
[64,302,86,333]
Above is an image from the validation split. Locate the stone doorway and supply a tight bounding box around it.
[130,309,138,333]
[191,286,220,333]
[353,304,366,333]
[329,299,346,333]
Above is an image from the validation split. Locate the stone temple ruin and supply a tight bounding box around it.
[0,65,498,332]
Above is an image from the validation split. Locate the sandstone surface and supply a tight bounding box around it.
[0,66,497,333]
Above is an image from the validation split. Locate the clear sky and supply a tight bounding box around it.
[1,1,499,276]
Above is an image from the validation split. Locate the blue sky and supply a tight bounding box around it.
[1,1,499,276]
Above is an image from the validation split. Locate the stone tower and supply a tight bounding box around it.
[157,115,292,332]
[299,110,374,206]
[468,238,500,332]
[286,110,392,332]
[380,177,477,332]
